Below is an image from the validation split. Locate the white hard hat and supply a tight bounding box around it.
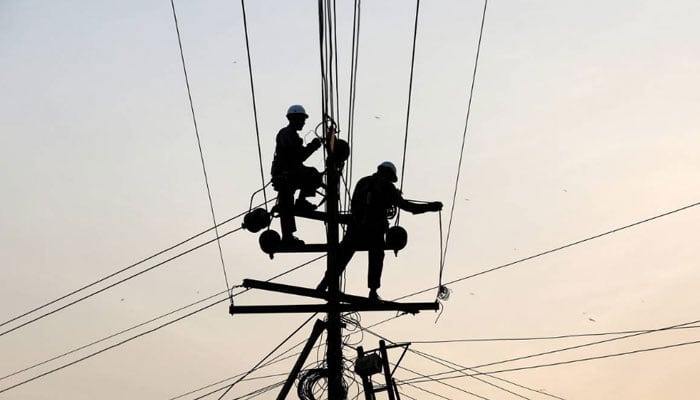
[377,161,398,182]
[286,104,308,118]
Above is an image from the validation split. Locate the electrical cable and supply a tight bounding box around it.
[411,349,563,400]
[396,378,457,400]
[177,374,287,400]
[240,0,269,212]
[0,226,243,339]
[0,296,227,395]
[222,380,287,400]
[332,0,341,127]
[400,318,700,384]
[392,362,492,400]
[436,210,450,302]
[170,347,309,400]
[399,391,419,400]
[176,341,321,400]
[405,324,700,344]
[317,0,326,120]
[0,201,270,332]
[468,318,700,373]
[4,255,325,385]
[395,199,700,301]
[170,0,233,301]
[396,358,531,400]
[401,336,700,384]
[396,0,421,226]
[0,290,226,383]
[0,255,326,396]
[344,0,362,210]
[212,314,318,400]
[440,0,488,293]
[359,325,554,400]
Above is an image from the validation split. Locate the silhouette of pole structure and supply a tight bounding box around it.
[355,340,410,400]
[233,128,438,400]
[325,129,345,400]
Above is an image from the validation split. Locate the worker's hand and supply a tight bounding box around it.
[309,137,322,150]
[427,201,443,212]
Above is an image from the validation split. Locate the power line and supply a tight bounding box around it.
[239,0,269,212]
[0,256,325,395]
[398,390,419,400]
[174,374,287,400]
[470,318,700,372]
[208,315,318,400]
[332,0,341,126]
[396,359,531,400]
[0,297,227,395]
[173,326,322,399]
[401,336,700,384]
[170,0,232,300]
[396,199,700,301]
[441,0,488,280]
[361,327,553,400]
[0,202,267,331]
[0,226,243,339]
[183,309,388,400]
[26,196,692,395]
[344,0,362,210]
[3,255,324,388]
[348,312,567,400]
[400,318,700,385]
[169,349,307,400]
[396,378,456,400]
[411,349,566,400]
[198,379,287,400]
[396,0,421,226]
[392,362,492,400]
[229,380,286,400]
[0,290,226,383]
[405,324,700,344]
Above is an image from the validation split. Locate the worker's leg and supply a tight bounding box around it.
[317,228,357,291]
[367,230,386,292]
[275,183,297,240]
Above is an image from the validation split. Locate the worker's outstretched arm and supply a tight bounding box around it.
[300,138,322,161]
[398,198,442,214]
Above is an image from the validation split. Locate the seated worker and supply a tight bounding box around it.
[319,161,442,300]
[271,104,323,245]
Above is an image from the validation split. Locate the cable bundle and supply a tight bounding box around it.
[297,368,329,400]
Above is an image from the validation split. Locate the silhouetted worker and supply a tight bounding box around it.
[320,161,442,300]
[271,104,323,244]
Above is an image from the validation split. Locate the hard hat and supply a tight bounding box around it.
[377,161,398,182]
[286,104,308,118]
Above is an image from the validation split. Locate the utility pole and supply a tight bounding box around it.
[325,129,344,399]
[235,126,438,400]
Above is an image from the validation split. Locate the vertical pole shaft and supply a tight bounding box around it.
[356,346,375,400]
[326,130,345,399]
[379,340,396,400]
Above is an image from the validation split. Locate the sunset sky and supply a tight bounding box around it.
[2,1,700,399]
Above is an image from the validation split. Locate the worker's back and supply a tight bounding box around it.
[351,173,400,228]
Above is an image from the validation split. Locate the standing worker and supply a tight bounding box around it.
[320,161,442,300]
[271,105,323,245]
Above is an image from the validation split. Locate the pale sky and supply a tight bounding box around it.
[1,1,700,399]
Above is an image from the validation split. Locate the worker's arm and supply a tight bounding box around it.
[299,138,322,161]
[398,198,443,214]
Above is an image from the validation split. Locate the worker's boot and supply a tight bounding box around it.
[295,198,317,213]
[281,235,305,246]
